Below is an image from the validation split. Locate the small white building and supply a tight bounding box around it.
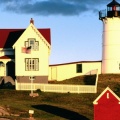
[49,61,101,81]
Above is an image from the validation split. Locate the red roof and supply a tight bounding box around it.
[0,28,51,48]
[93,87,120,105]
[38,29,51,45]
[93,87,120,120]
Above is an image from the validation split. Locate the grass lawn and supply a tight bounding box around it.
[0,74,120,120]
[0,89,96,120]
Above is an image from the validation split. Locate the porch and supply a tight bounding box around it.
[0,55,15,78]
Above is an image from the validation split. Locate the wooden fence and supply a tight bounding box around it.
[15,82,97,93]
[15,69,98,93]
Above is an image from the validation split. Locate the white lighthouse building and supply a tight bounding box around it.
[99,0,120,74]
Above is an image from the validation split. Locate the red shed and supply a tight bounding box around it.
[93,87,120,120]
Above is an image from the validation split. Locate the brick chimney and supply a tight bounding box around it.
[30,18,34,24]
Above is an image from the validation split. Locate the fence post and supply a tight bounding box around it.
[95,69,99,93]
[15,79,17,90]
[78,86,79,94]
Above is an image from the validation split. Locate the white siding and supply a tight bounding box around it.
[14,24,50,76]
[49,62,101,81]
[0,66,4,76]
[102,18,120,73]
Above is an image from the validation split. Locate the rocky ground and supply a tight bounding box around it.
[0,106,35,120]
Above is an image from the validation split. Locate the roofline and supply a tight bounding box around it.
[0,28,50,30]
[93,87,120,104]
[0,55,15,59]
[49,60,102,66]
[0,48,13,50]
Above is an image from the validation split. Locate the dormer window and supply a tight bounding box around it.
[25,38,39,51]
[30,39,35,49]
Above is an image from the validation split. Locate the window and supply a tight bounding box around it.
[107,7,112,11]
[25,58,39,71]
[76,64,82,73]
[116,7,120,11]
[30,39,35,49]
[107,93,109,99]
[25,38,39,51]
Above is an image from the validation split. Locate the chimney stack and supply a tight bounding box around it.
[30,18,34,24]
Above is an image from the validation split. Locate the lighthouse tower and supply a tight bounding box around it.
[99,0,120,74]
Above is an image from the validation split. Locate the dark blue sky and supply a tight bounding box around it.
[0,0,110,16]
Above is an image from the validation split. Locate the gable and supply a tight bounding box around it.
[0,28,51,49]
[93,87,120,104]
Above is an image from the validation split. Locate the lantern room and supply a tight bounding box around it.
[99,0,120,19]
[107,0,120,17]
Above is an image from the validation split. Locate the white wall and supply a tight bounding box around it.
[14,24,50,76]
[49,61,101,81]
[102,17,120,73]
[0,66,4,76]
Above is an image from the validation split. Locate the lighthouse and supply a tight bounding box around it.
[99,0,120,74]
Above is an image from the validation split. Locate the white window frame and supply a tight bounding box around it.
[25,58,39,71]
[25,38,39,51]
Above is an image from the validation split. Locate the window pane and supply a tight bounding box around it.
[35,41,39,50]
[116,7,120,11]
[30,40,34,44]
[33,59,35,70]
[35,59,39,70]
[76,64,82,73]
[29,39,35,50]
[25,59,29,71]
[25,58,39,71]
[108,7,112,11]
[25,41,29,48]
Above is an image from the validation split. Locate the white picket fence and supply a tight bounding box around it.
[15,69,99,93]
[15,82,97,93]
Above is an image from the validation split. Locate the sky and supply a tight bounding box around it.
[0,0,117,64]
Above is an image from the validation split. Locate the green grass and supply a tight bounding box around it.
[1,74,120,120]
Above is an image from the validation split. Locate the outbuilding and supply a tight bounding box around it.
[93,87,120,120]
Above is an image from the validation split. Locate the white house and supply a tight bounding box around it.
[0,18,51,84]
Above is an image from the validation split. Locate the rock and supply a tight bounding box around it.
[0,106,10,116]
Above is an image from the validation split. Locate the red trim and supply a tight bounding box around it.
[49,60,102,66]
